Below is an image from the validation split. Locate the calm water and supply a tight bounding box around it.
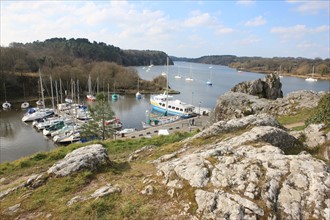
[1,61,329,162]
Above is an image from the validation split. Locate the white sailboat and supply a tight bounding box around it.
[305,66,317,82]
[174,65,182,79]
[86,75,96,101]
[136,77,142,99]
[22,69,54,122]
[2,83,11,109]
[21,83,30,109]
[185,64,194,81]
[206,65,213,86]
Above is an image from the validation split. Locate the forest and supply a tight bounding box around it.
[171,55,330,76]
[0,38,171,101]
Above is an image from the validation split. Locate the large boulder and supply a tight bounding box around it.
[213,91,270,121]
[155,116,329,219]
[231,73,283,99]
[48,144,110,177]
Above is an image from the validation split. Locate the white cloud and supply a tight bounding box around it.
[296,41,315,49]
[183,11,217,28]
[244,16,266,27]
[286,0,329,14]
[270,24,329,40]
[236,0,256,6]
[236,35,260,45]
[216,27,235,35]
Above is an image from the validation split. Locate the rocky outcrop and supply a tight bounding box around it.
[192,113,282,139]
[213,90,325,121]
[155,115,329,219]
[48,144,110,177]
[213,92,270,121]
[231,73,283,99]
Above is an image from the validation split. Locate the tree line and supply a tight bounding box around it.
[171,55,330,76]
[0,38,172,101]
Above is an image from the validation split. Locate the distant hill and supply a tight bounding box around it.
[171,55,330,77]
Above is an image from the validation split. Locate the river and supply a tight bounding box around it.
[1,61,329,162]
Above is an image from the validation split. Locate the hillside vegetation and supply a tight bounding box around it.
[0,38,172,101]
[172,55,330,78]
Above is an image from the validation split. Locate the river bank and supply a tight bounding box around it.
[242,69,330,80]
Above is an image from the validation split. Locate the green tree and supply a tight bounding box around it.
[81,93,115,141]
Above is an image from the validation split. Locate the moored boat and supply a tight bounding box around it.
[150,91,195,118]
[2,101,11,110]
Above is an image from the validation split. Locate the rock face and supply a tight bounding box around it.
[48,144,110,177]
[155,115,330,219]
[213,90,325,121]
[231,73,283,100]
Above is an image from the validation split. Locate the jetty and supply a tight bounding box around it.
[116,115,210,139]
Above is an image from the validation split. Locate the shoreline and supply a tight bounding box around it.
[241,69,330,80]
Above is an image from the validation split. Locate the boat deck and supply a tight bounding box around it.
[116,115,211,139]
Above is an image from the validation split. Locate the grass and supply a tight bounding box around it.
[276,108,313,125]
[0,131,193,219]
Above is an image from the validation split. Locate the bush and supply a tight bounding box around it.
[306,94,330,126]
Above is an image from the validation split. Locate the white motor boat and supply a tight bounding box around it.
[21,101,30,109]
[22,108,54,122]
[2,101,11,110]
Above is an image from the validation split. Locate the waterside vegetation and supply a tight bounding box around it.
[172,55,330,80]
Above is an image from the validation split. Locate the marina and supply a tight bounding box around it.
[1,61,329,163]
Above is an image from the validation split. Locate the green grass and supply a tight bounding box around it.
[0,132,193,219]
[276,108,313,125]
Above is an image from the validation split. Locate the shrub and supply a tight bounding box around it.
[306,94,330,126]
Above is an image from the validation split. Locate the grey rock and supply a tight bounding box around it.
[304,123,327,147]
[48,144,110,177]
[193,113,282,140]
[67,196,86,206]
[155,114,329,219]
[3,203,20,215]
[90,184,121,198]
[231,73,283,100]
[141,185,154,195]
[213,92,270,121]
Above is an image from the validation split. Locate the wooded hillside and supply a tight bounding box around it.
[172,55,330,77]
[0,38,172,101]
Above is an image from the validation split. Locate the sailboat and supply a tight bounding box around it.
[206,65,213,86]
[185,64,194,81]
[86,75,96,101]
[174,65,182,79]
[21,83,30,109]
[305,66,318,82]
[112,82,118,100]
[136,77,142,99]
[22,69,54,122]
[2,83,11,109]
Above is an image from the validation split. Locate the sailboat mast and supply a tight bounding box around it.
[77,79,80,104]
[88,75,92,95]
[39,69,45,110]
[60,79,63,103]
[166,57,169,114]
[55,80,59,107]
[50,75,55,110]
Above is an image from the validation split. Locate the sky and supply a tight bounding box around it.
[1,0,329,59]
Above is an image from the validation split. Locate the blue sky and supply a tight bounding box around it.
[1,0,329,59]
